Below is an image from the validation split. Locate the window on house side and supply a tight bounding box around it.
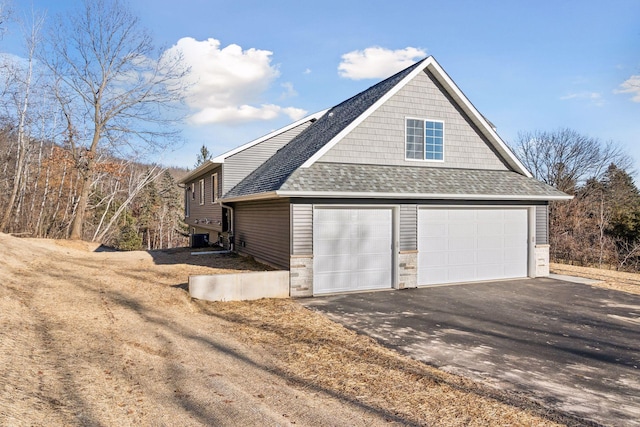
[185,188,190,217]
[211,173,219,203]
[406,119,444,161]
[199,179,205,205]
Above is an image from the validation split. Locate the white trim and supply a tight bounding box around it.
[221,190,571,203]
[404,117,445,162]
[274,190,573,201]
[424,59,531,177]
[300,56,531,177]
[211,109,329,163]
[198,179,205,205]
[211,173,219,203]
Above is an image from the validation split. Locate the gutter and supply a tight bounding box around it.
[221,190,573,203]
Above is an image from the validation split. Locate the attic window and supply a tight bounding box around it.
[406,118,444,161]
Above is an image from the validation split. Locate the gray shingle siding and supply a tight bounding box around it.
[318,70,508,170]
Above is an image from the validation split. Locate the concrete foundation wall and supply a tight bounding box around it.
[290,255,313,297]
[535,245,550,277]
[189,271,290,302]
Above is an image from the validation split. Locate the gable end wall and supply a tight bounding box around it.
[318,69,509,170]
[223,121,315,194]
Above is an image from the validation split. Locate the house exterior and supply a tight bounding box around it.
[179,56,570,297]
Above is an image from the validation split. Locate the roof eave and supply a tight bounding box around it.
[178,161,222,184]
[219,191,280,203]
[275,190,573,201]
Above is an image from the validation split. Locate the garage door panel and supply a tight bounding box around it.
[419,251,446,267]
[478,249,503,264]
[314,208,392,295]
[315,255,352,272]
[315,241,352,256]
[478,237,503,250]
[419,208,528,285]
[314,272,352,294]
[449,237,476,251]
[357,270,391,289]
[449,223,476,237]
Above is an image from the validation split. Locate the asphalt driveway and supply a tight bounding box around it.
[301,278,640,426]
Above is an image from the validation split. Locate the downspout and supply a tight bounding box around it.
[220,202,234,252]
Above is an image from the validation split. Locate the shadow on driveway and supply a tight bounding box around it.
[301,278,640,427]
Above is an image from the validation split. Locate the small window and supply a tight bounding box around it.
[211,173,219,203]
[191,183,195,200]
[184,188,190,217]
[199,179,205,205]
[406,118,444,161]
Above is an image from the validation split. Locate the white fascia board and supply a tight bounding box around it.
[210,109,329,164]
[275,190,573,201]
[300,58,432,169]
[178,161,222,184]
[219,191,279,203]
[424,60,532,177]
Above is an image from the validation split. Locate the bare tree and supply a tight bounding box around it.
[0,10,45,231]
[510,128,632,193]
[40,0,188,240]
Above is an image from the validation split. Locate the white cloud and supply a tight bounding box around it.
[280,82,298,99]
[190,104,307,125]
[559,91,604,106]
[614,75,640,102]
[165,37,306,124]
[303,68,312,75]
[338,46,426,80]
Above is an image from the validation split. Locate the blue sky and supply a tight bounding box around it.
[2,0,640,172]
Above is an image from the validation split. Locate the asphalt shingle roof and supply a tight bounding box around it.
[280,163,568,198]
[224,59,426,199]
[222,57,568,202]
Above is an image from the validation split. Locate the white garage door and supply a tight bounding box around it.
[314,208,393,295]
[418,208,528,285]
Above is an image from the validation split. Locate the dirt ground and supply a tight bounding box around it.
[0,233,608,426]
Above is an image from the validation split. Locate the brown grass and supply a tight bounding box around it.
[0,233,577,426]
[551,262,640,295]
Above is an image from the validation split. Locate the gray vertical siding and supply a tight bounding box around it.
[233,198,291,269]
[223,121,315,194]
[536,205,549,244]
[291,204,313,255]
[400,204,417,251]
[317,69,509,171]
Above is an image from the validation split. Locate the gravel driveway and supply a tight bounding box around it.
[302,278,640,426]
